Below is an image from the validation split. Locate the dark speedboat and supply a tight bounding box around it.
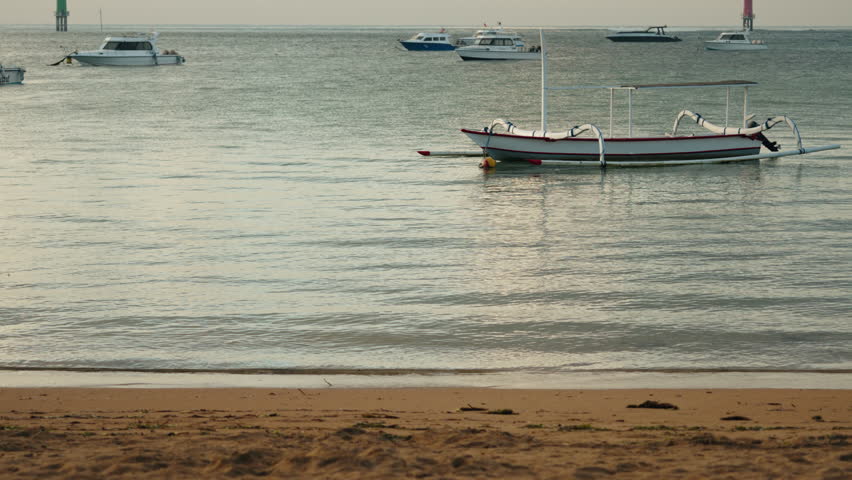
[606,26,681,42]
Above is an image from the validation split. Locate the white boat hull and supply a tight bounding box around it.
[70,53,185,66]
[704,41,768,51]
[0,66,25,85]
[462,129,764,164]
[456,49,540,61]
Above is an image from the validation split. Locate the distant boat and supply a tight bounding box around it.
[399,31,456,51]
[69,32,185,66]
[455,30,540,61]
[455,23,520,47]
[0,64,25,85]
[705,31,767,51]
[606,26,681,42]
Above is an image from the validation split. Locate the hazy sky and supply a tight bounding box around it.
[4,0,852,26]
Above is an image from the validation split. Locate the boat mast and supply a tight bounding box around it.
[609,89,614,135]
[628,90,633,137]
[725,87,730,127]
[540,29,547,132]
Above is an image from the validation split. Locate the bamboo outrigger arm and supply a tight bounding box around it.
[488,119,607,167]
[672,110,803,152]
[488,118,602,141]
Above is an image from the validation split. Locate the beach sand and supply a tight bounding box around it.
[0,387,849,479]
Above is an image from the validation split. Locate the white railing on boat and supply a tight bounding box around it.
[672,110,804,152]
[488,119,608,167]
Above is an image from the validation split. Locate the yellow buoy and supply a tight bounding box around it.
[479,157,496,169]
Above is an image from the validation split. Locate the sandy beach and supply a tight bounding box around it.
[0,387,849,479]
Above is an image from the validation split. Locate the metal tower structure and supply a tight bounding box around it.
[743,0,755,31]
[55,0,69,32]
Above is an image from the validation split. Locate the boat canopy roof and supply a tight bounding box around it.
[103,32,159,43]
[547,80,758,91]
[476,31,522,38]
[415,32,449,37]
[715,32,750,40]
[612,25,670,34]
[621,80,757,89]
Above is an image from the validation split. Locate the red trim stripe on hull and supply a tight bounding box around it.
[461,129,758,143]
[482,146,761,162]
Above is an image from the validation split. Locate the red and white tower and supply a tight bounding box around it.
[743,0,755,31]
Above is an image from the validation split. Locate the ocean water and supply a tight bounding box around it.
[1,26,850,375]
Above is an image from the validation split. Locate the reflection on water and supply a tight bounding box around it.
[0,27,850,373]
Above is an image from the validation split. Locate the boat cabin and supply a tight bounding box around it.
[716,33,747,42]
[474,37,521,46]
[101,40,154,51]
[96,34,161,52]
[411,33,451,43]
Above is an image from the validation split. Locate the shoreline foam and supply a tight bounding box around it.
[2,368,851,389]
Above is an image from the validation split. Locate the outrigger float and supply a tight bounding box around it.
[421,32,840,168]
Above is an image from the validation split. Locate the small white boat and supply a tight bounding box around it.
[454,32,839,167]
[69,32,185,66]
[705,31,767,51]
[455,30,540,61]
[0,65,26,85]
[399,31,456,51]
[606,26,681,43]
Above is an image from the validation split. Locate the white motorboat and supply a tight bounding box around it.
[69,32,185,66]
[705,31,767,51]
[449,32,839,167]
[455,23,522,47]
[0,65,26,85]
[399,31,456,51]
[455,30,540,61]
[606,26,681,42]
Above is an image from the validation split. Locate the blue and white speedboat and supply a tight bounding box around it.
[399,31,456,51]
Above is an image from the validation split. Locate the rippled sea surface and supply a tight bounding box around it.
[1,26,850,373]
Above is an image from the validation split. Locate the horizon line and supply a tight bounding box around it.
[2,23,852,29]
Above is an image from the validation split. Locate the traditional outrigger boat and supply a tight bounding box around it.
[442,32,840,168]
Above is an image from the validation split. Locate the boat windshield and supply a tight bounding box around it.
[474,38,516,46]
[103,41,154,51]
[720,34,746,41]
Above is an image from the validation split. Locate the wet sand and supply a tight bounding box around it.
[0,388,849,479]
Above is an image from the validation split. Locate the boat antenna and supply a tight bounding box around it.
[540,28,548,132]
[99,8,103,32]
